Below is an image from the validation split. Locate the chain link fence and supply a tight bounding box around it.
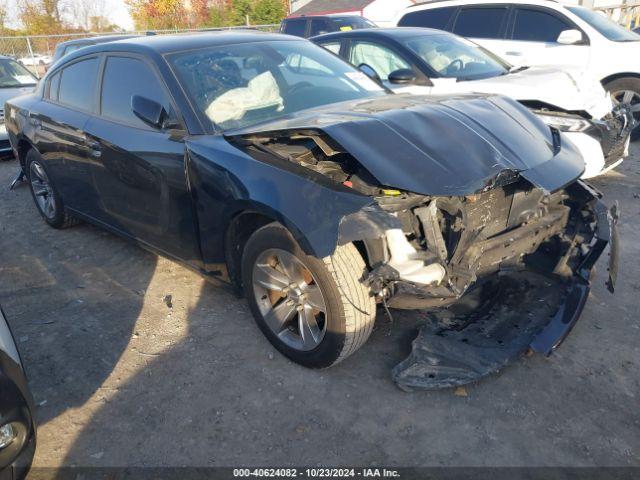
[0,25,279,78]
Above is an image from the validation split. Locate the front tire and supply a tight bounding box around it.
[26,149,79,229]
[605,77,640,141]
[241,223,376,368]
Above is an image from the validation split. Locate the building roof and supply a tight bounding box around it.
[293,0,375,16]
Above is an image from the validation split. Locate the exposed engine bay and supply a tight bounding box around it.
[230,128,618,390]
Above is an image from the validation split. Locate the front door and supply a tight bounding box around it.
[484,6,590,70]
[83,54,200,263]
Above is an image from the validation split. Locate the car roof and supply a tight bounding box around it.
[285,14,364,19]
[56,34,141,49]
[405,0,562,9]
[312,27,447,41]
[69,30,300,56]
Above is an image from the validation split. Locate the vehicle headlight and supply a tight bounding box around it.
[0,423,16,449]
[535,112,592,133]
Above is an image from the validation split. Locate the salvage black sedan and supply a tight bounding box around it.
[5,33,618,389]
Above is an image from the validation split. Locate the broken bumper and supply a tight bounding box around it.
[586,106,635,171]
[392,196,619,391]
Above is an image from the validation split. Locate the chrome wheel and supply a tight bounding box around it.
[252,249,327,352]
[29,161,56,220]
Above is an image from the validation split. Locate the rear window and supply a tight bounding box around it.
[58,57,100,111]
[282,18,307,37]
[397,7,457,30]
[453,7,508,39]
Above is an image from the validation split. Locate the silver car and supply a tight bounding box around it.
[0,56,37,157]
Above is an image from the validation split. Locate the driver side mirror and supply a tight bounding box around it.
[131,95,179,130]
[388,68,416,85]
[557,29,583,45]
[358,63,381,83]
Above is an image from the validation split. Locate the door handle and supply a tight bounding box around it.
[85,139,102,158]
[505,51,523,56]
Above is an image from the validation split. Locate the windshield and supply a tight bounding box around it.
[403,33,509,81]
[168,40,386,131]
[568,6,640,42]
[0,58,37,87]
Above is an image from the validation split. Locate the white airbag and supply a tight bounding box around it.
[205,71,284,125]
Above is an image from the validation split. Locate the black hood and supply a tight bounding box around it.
[230,93,585,196]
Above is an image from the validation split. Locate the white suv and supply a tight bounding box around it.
[395,0,640,123]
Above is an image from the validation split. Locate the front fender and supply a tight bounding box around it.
[186,136,373,267]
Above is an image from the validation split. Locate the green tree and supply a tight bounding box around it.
[252,0,286,25]
[229,0,253,26]
[18,0,67,34]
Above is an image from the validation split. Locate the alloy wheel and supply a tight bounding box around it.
[29,161,56,220]
[611,89,640,124]
[252,249,328,352]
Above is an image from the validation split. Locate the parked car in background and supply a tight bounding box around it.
[0,307,36,480]
[0,56,38,158]
[17,54,51,67]
[5,33,617,388]
[50,34,141,66]
[280,14,377,38]
[313,28,634,177]
[394,0,640,129]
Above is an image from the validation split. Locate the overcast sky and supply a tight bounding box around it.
[5,0,135,31]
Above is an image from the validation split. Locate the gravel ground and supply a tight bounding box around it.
[0,147,638,470]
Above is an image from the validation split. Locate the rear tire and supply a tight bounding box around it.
[604,77,640,141]
[26,149,79,229]
[241,223,376,368]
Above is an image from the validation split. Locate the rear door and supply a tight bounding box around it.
[83,53,200,262]
[451,5,510,61]
[33,55,101,211]
[504,6,590,69]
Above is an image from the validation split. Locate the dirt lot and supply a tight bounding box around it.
[0,147,639,469]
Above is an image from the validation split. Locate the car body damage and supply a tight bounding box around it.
[228,93,618,389]
[6,33,618,384]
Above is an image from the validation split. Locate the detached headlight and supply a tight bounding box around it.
[535,111,592,133]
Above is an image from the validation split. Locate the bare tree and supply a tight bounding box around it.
[69,0,108,30]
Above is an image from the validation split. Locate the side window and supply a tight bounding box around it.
[100,56,172,129]
[282,18,307,37]
[318,41,342,55]
[310,18,334,36]
[397,7,457,30]
[512,8,573,42]
[453,7,508,39]
[349,41,411,81]
[58,57,100,111]
[48,71,61,101]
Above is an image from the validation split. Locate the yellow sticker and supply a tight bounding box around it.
[382,189,401,196]
[340,26,353,31]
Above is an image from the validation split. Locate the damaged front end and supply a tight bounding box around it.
[228,94,619,390]
[368,182,618,390]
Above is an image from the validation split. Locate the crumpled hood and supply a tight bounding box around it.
[438,66,613,119]
[230,93,585,196]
